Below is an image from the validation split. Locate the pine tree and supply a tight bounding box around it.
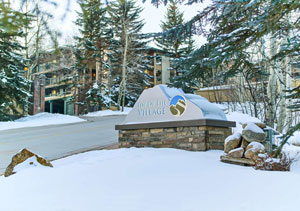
[148,0,300,156]
[0,3,31,121]
[74,0,113,113]
[85,82,113,110]
[155,0,194,57]
[154,0,195,92]
[108,0,150,110]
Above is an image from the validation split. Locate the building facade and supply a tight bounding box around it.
[144,47,173,88]
[32,46,173,115]
[32,47,77,115]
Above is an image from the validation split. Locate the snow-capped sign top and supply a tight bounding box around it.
[122,85,227,124]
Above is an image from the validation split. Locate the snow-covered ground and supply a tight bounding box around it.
[0,113,86,131]
[1,147,300,211]
[84,107,132,117]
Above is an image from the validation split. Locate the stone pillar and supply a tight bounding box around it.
[64,100,67,114]
[33,75,46,114]
[161,56,170,84]
[50,101,53,113]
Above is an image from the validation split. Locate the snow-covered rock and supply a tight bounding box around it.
[242,122,266,129]
[244,142,265,161]
[4,148,53,177]
[244,149,259,161]
[224,132,241,153]
[228,147,244,158]
[241,139,250,150]
[246,142,265,153]
[242,123,266,143]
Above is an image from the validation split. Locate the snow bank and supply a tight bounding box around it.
[226,112,261,133]
[1,148,300,211]
[288,131,300,146]
[0,113,86,131]
[84,107,132,117]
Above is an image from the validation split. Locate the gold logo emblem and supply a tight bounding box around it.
[169,95,187,116]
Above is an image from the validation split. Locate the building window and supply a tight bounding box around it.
[39,64,44,72]
[92,69,96,81]
[45,63,51,70]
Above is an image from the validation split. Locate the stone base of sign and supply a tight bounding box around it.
[118,125,232,151]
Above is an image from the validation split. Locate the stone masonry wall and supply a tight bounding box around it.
[119,126,232,151]
[33,75,45,115]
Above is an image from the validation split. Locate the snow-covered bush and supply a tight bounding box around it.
[254,152,297,171]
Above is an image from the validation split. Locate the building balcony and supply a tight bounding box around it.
[45,77,73,89]
[45,91,73,101]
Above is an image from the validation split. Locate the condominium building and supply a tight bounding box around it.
[31,46,173,115]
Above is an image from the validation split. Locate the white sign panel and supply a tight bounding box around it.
[123,85,226,124]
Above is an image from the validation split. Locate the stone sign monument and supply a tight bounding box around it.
[115,85,236,151]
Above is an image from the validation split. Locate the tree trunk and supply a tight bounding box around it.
[118,20,129,111]
[266,33,277,128]
[276,66,286,133]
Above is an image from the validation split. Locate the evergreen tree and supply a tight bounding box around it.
[0,3,31,121]
[148,0,300,156]
[155,0,195,92]
[85,82,114,110]
[108,0,151,110]
[74,0,113,113]
[155,0,194,57]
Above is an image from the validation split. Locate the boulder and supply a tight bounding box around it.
[242,122,266,129]
[242,123,266,143]
[240,138,250,150]
[4,148,53,177]
[224,132,242,153]
[244,149,259,161]
[246,142,265,153]
[244,142,266,161]
[228,147,244,158]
